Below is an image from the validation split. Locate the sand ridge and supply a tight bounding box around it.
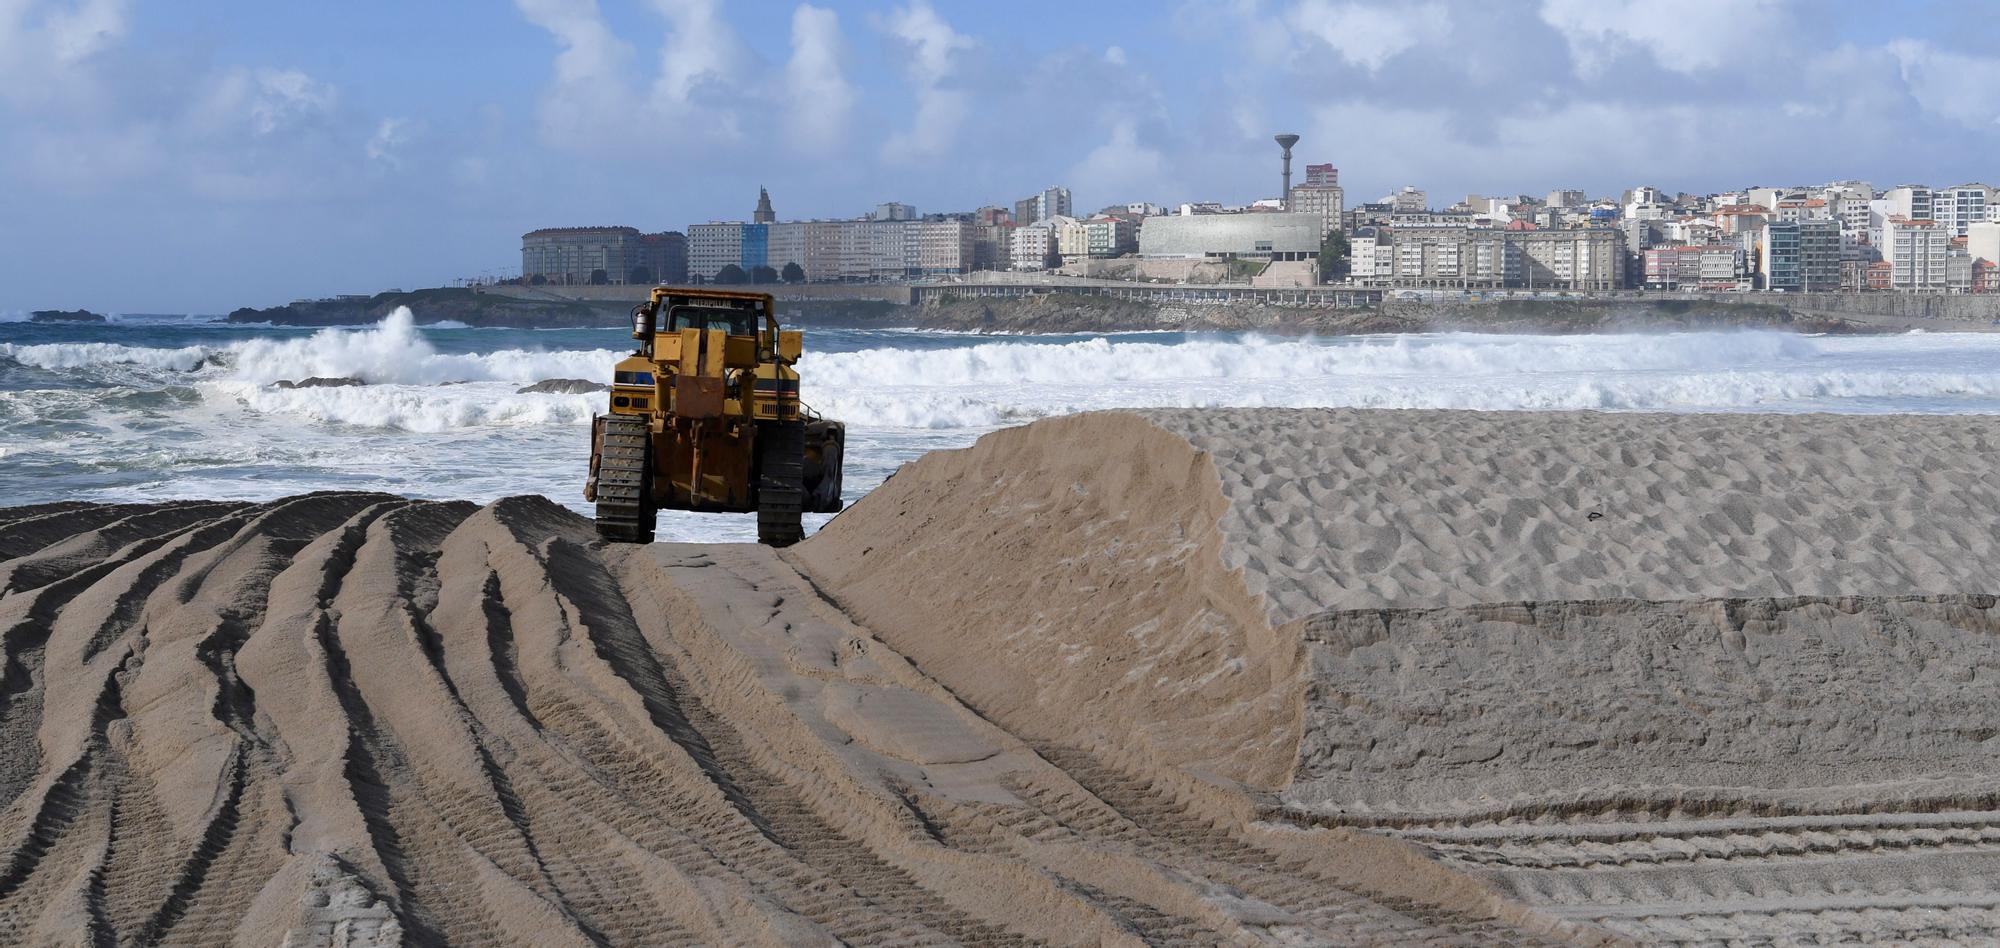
[1142,408,2000,622]
[0,490,1567,946]
[800,408,2000,945]
[11,407,2000,944]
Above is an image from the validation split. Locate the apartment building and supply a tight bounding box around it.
[1761,219,1840,292]
[1884,186,1935,224]
[1936,184,1993,237]
[1348,227,1392,284]
[1288,163,1344,236]
[1512,229,1624,290]
[912,219,976,275]
[1970,222,2000,266]
[1369,226,1623,290]
[1884,217,1948,291]
[1013,186,1072,226]
[1082,216,1135,258]
[1386,226,1509,287]
[521,226,683,285]
[1010,222,1057,270]
[686,223,746,282]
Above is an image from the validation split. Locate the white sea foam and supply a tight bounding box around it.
[0,341,212,372]
[18,320,2000,539]
[201,380,601,433]
[161,326,2000,431]
[805,392,1014,429]
[0,310,618,385]
[796,331,1834,389]
[780,331,2000,428]
[222,308,621,385]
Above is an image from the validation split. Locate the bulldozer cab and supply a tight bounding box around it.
[633,289,795,366]
[663,302,757,337]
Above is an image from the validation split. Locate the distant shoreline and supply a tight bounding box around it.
[163,283,2000,335]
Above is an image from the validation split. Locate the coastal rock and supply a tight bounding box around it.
[274,376,365,389]
[224,287,633,329]
[28,309,106,323]
[516,377,609,394]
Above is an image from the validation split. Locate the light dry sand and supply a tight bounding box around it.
[10,408,2000,945]
[0,490,1562,946]
[1141,408,2000,621]
[800,409,2000,945]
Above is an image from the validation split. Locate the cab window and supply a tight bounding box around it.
[667,304,756,335]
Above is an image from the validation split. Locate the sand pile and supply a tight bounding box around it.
[12,408,2000,945]
[0,490,1559,946]
[798,408,2000,944]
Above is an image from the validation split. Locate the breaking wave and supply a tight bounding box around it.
[200,381,602,433]
[1,309,621,386]
[780,329,2000,427]
[0,341,210,372]
[795,331,1833,388]
[796,368,2000,430]
[16,314,2000,435]
[222,309,621,385]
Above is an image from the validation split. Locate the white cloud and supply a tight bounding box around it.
[648,0,743,107]
[1888,40,2000,130]
[179,67,357,201]
[512,0,638,147]
[1288,0,1442,73]
[515,0,750,152]
[880,1,973,161]
[37,0,127,63]
[367,117,414,167]
[21,121,157,191]
[1103,45,1126,66]
[1303,97,1847,202]
[1068,119,1176,205]
[452,155,489,189]
[1538,0,1782,77]
[249,69,337,134]
[887,0,970,86]
[785,4,853,150]
[0,0,130,107]
[0,3,409,202]
[1304,98,1712,198]
[188,67,338,139]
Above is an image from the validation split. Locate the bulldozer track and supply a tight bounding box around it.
[0,498,1597,945]
[593,414,654,544]
[1010,748,1568,946]
[756,421,805,547]
[1289,802,2000,943]
[643,543,1575,946]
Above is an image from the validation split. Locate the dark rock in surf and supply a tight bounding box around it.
[517,378,610,395]
[29,309,107,324]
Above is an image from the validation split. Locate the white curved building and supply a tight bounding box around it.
[1138,212,1323,260]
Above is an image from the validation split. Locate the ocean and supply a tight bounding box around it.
[8,306,2000,542]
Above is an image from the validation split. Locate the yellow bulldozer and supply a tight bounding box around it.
[584,287,845,546]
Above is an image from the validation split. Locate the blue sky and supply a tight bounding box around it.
[3,0,1998,312]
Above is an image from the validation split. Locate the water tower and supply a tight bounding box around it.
[1274,133,1301,208]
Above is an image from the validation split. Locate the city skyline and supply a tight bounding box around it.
[3,0,1999,311]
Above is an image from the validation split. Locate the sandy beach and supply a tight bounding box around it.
[5,409,2000,944]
